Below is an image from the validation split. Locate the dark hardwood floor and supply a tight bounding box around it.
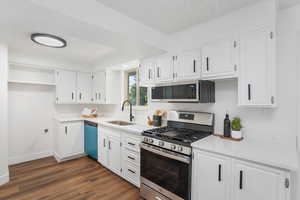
[0,156,140,200]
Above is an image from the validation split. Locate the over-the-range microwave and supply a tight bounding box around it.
[151,80,215,103]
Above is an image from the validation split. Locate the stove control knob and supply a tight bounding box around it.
[149,139,154,143]
[159,141,164,146]
[144,137,148,143]
[171,145,176,150]
[178,146,183,152]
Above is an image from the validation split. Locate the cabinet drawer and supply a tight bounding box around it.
[124,149,140,165]
[124,137,140,152]
[124,161,140,187]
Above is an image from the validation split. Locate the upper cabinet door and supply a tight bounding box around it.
[192,150,231,200]
[174,50,201,81]
[77,72,92,104]
[155,56,174,83]
[55,70,77,104]
[202,40,238,79]
[92,71,106,104]
[139,61,155,86]
[232,160,289,200]
[238,29,276,107]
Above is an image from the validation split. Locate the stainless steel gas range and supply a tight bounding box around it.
[140,111,214,200]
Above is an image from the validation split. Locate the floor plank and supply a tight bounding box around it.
[0,157,140,200]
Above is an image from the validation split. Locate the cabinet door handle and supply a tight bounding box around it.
[218,164,222,182]
[128,142,135,146]
[157,67,160,78]
[79,93,82,100]
[128,169,136,174]
[98,93,101,100]
[193,60,196,73]
[65,126,67,135]
[206,57,209,71]
[72,92,74,100]
[239,170,243,190]
[248,84,251,100]
[128,156,135,161]
[95,93,97,100]
[103,138,106,147]
[108,141,111,150]
[148,69,151,79]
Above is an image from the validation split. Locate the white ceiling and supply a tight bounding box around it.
[0,0,300,69]
[96,0,259,34]
[0,0,167,69]
[96,0,300,34]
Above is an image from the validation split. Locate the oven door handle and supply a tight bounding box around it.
[141,143,190,164]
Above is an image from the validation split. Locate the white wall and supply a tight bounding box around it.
[7,84,55,164]
[0,45,9,185]
[7,83,98,165]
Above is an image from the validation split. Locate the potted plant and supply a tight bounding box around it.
[231,117,243,139]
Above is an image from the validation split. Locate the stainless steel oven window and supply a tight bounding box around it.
[140,144,191,200]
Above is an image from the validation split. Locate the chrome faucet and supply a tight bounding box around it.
[121,100,134,122]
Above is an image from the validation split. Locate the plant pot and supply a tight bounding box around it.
[231,130,243,139]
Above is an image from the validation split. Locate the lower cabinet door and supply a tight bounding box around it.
[232,160,289,200]
[58,121,83,158]
[192,150,231,200]
[107,136,122,175]
[98,132,108,167]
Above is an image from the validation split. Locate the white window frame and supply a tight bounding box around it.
[124,68,148,110]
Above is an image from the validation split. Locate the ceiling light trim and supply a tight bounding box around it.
[31,33,67,48]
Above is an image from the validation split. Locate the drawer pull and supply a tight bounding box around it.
[239,170,243,190]
[128,142,136,146]
[218,164,222,182]
[128,169,136,174]
[128,156,135,161]
[155,197,162,200]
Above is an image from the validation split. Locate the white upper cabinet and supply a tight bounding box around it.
[192,150,231,200]
[77,72,92,104]
[201,39,238,79]
[174,50,201,81]
[92,71,106,104]
[55,70,77,104]
[155,56,174,83]
[232,160,289,200]
[139,61,155,86]
[238,29,276,107]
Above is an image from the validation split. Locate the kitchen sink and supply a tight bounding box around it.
[107,120,134,126]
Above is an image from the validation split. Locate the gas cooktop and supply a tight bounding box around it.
[143,126,211,146]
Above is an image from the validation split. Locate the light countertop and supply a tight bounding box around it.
[54,115,153,135]
[192,135,299,171]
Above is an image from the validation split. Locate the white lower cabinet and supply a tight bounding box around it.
[122,133,141,187]
[98,126,141,187]
[192,151,231,200]
[54,120,84,161]
[232,160,290,200]
[98,130,108,166]
[107,135,122,175]
[98,127,122,175]
[192,150,290,200]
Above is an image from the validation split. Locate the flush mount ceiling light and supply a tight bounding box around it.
[31,33,67,48]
